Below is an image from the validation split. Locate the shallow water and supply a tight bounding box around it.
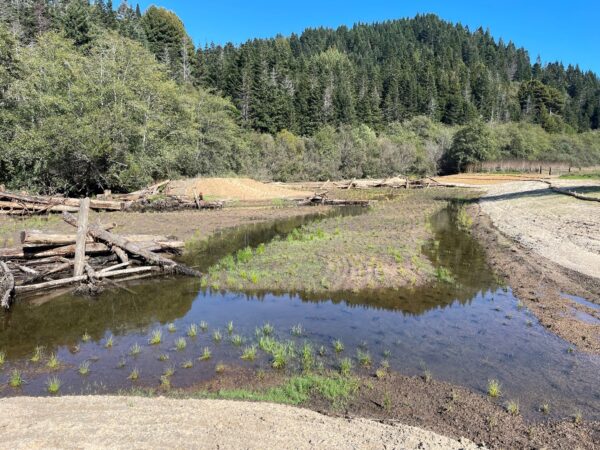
[0,205,598,421]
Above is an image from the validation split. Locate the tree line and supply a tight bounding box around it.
[0,1,599,194]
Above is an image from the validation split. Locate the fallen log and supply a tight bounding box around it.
[21,231,175,248]
[0,192,125,211]
[298,195,371,207]
[63,212,201,277]
[14,266,162,295]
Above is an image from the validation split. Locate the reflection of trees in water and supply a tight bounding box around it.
[0,278,199,358]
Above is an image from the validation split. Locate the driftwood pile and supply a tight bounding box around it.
[298,192,371,207]
[0,180,223,216]
[334,176,453,190]
[0,199,201,308]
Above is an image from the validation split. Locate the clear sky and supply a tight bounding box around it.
[135,0,600,74]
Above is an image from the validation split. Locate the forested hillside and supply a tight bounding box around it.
[1,1,599,194]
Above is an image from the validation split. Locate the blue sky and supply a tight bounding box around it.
[135,0,600,74]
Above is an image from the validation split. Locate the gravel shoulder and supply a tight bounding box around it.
[0,396,477,450]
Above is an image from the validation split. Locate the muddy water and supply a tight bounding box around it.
[0,205,598,421]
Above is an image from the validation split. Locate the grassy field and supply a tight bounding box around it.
[202,188,474,294]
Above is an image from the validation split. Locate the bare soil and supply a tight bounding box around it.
[475,181,600,353]
[0,396,479,450]
[166,177,312,201]
[433,173,551,185]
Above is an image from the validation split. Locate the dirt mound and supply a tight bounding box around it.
[0,396,477,450]
[434,174,548,186]
[166,178,311,201]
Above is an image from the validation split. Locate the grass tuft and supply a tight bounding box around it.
[215,363,226,374]
[9,369,23,387]
[357,349,372,368]
[199,347,212,361]
[506,399,520,416]
[212,330,222,343]
[149,329,162,345]
[31,346,44,363]
[187,324,198,337]
[82,331,91,343]
[199,321,208,332]
[290,324,303,337]
[175,337,187,351]
[339,358,353,377]
[128,368,140,381]
[105,335,114,349]
[167,323,176,333]
[78,360,91,375]
[158,353,169,362]
[230,335,244,347]
[241,345,257,361]
[129,343,142,356]
[226,321,234,335]
[181,360,193,369]
[46,376,61,394]
[487,379,502,398]
[47,353,60,370]
[333,339,344,354]
[0,350,5,366]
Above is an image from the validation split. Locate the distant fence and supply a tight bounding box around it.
[464,160,600,176]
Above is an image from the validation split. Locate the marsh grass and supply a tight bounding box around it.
[167,323,176,333]
[163,366,175,377]
[357,350,372,368]
[574,410,583,424]
[339,358,353,377]
[215,363,226,374]
[175,337,187,351]
[241,346,257,361]
[82,332,91,342]
[487,379,502,398]
[149,329,162,345]
[129,343,142,356]
[260,323,274,336]
[181,360,193,369]
[290,324,303,337]
[422,369,432,383]
[160,375,171,390]
[226,321,234,335]
[158,354,169,361]
[31,346,44,363]
[9,369,23,387]
[212,330,222,343]
[230,335,244,347]
[333,339,344,354]
[199,321,208,332]
[382,349,391,358]
[46,376,61,394]
[187,324,198,337]
[540,403,550,415]
[117,357,126,368]
[0,350,5,366]
[199,347,212,361]
[318,346,326,357]
[105,335,114,349]
[78,360,90,375]
[301,342,314,372]
[128,368,140,381]
[47,353,60,370]
[506,399,520,416]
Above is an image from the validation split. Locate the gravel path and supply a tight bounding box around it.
[480,181,600,280]
[0,396,478,450]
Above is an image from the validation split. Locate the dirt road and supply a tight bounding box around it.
[480,180,600,281]
[0,396,477,450]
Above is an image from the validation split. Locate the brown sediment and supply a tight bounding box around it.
[469,203,600,354]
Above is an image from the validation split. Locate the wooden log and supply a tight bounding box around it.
[112,246,129,263]
[21,232,172,248]
[26,261,73,283]
[97,262,131,274]
[34,243,110,258]
[0,201,80,213]
[0,192,124,211]
[73,198,90,278]
[0,261,15,308]
[62,212,201,277]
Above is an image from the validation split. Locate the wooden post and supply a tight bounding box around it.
[73,198,90,277]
